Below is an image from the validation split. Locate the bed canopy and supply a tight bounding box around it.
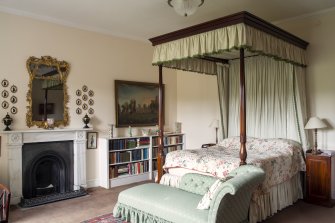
[148,11,309,182]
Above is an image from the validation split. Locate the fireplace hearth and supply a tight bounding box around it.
[19,187,87,208]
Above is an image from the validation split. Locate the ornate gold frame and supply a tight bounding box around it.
[26,56,70,128]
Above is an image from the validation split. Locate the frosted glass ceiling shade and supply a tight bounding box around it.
[168,0,205,17]
[304,117,326,129]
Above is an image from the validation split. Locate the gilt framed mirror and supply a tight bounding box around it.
[26,56,70,128]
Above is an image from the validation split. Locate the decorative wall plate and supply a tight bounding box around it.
[10,95,17,104]
[76,98,82,105]
[82,85,88,92]
[82,103,88,110]
[88,90,94,97]
[1,90,9,98]
[88,99,94,106]
[82,94,88,101]
[10,85,18,93]
[2,101,9,109]
[1,79,9,87]
[76,107,82,114]
[10,106,17,114]
[76,89,82,96]
[88,108,94,115]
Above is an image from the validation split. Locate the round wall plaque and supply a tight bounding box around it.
[1,79,9,87]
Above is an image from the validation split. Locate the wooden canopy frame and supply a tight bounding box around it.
[149,11,308,182]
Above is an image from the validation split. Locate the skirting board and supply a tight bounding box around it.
[86,179,100,188]
[109,173,151,188]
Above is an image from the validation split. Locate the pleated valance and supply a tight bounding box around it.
[152,23,307,73]
[159,58,218,75]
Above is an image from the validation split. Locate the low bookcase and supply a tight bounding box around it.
[99,133,185,188]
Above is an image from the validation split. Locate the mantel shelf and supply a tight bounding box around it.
[0,127,93,134]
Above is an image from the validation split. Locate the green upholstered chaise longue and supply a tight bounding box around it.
[113,165,265,223]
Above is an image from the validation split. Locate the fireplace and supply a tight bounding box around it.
[4,129,89,205]
[22,141,74,200]
[19,140,87,207]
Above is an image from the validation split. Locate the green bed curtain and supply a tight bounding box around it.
[218,56,308,148]
[293,65,309,149]
[216,64,229,140]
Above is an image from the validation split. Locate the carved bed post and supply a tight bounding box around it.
[239,48,247,165]
[157,65,165,183]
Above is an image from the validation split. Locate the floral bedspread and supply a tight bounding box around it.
[163,137,305,191]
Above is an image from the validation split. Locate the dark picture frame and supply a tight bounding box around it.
[87,132,98,149]
[115,80,162,127]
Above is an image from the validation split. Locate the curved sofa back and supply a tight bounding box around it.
[209,165,265,223]
[179,173,217,195]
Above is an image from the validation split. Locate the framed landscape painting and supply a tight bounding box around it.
[115,80,162,127]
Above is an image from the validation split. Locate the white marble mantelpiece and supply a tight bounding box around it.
[2,128,92,204]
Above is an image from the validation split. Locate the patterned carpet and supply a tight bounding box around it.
[81,213,127,223]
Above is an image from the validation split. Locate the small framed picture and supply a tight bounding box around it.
[10,106,17,114]
[76,98,82,106]
[88,90,94,97]
[76,89,82,96]
[10,85,18,93]
[1,90,9,98]
[1,79,9,87]
[82,94,88,101]
[87,132,98,149]
[82,103,88,110]
[76,107,82,114]
[2,101,9,109]
[88,108,94,115]
[10,95,17,104]
[82,85,88,92]
[88,99,94,106]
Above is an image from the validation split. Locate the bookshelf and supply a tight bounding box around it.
[98,133,185,188]
[151,133,184,171]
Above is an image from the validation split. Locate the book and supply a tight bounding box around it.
[109,153,116,164]
[132,150,142,161]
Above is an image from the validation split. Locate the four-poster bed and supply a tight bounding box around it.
[149,11,309,222]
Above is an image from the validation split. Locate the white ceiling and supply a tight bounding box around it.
[1,0,335,43]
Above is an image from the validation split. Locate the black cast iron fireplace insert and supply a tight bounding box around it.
[20,141,86,207]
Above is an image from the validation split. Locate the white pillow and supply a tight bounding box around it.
[197,177,228,210]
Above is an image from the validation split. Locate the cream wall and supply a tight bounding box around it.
[176,71,220,149]
[276,9,335,150]
[0,12,177,186]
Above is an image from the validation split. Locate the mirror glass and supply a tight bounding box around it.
[26,56,70,128]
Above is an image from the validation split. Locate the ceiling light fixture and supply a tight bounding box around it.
[168,0,205,17]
